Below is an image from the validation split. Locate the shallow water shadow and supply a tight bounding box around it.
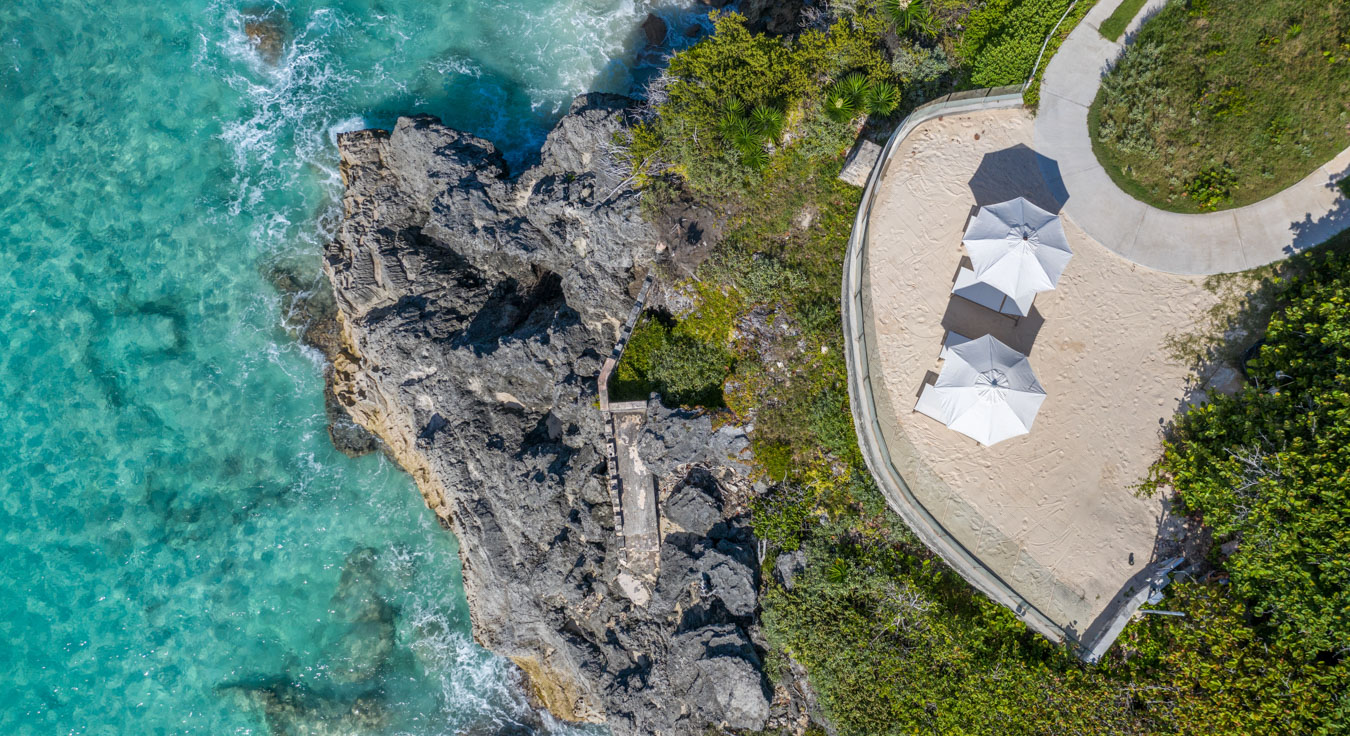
[969,144,1070,213]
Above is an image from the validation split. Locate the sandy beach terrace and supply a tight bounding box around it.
[857,108,1217,643]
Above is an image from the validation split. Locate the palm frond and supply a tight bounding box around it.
[841,72,871,104]
[865,80,901,116]
[740,146,770,171]
[750,104,785,140]
[823,90,858,123]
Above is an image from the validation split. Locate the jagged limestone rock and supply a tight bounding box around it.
[322,94,770,735]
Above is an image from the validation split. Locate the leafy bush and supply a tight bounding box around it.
[1117,583,1349,733]
[649,333,732,406]
[891,40,952,89]
[1091,38,1166,159]
[626,10,895,197]
[751,481,817,550]
[1182,164,1237,210]
[762,526,1146,736]
[609,315,668,401]
[957,0,1078,87]
[1144,257,1350,654]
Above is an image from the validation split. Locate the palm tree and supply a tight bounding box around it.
[824,88,858,123]
[882,0,937,37]
[865,80,901,116]
[825,72,873,123]
[749,104,785,141]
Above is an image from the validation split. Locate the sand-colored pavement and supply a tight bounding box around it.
[858,107,1217,643]
[1034,0,1350,274]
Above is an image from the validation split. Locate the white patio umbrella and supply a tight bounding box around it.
[962,197,1072,298]
[930,335,1046,446]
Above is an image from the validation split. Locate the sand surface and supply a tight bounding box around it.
[861,108,1216,636]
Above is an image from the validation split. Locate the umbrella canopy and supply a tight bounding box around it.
[962,197,1072,298]
[931,335,1046,446]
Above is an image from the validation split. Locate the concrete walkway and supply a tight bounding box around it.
[1034,0,1350,275]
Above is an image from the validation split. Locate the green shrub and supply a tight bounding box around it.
[628,10,895,197]
[762,527,1143,736]
[958,0,1077,87]
[807,388,859,463]
[649,333,732,406]
[1118,583,1349,732]
[891,40,952,88]
[1092,38,1166,159]
[1144,257,1350,654]
[609,315,668,401]
[751,481,817,550]
[1182,164,1237,211]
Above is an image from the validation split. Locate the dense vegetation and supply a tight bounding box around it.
[614,3,1350,734]
[1145,252,1350,656]
[1090,0,1350,212]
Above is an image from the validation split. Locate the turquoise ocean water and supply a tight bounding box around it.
[0,1,705,733]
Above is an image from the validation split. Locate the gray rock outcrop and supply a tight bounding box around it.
[322,94,770,735]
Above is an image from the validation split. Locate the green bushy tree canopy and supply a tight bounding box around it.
[1146,258,1350,654]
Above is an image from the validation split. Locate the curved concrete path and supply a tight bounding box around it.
[1034,0,1350,275]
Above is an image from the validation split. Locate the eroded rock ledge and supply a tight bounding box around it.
[323,94,775,735]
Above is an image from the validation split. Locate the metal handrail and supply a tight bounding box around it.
[1024,0,1083,94]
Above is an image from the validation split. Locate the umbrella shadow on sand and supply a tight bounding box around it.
[967,144,1070,215]
[941,257,1046,351]
[915,276,1046,400]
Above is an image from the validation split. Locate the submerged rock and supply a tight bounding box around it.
[242,8,288,66]
[322,95,771,734]
[323,547,396,685]
[221,678,389,736]
[642,13,668,46]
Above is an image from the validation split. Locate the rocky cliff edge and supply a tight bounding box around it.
[322,94,775,735]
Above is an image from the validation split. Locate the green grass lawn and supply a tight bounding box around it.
[1098,0,1147,41]
[1089,0,1350,213]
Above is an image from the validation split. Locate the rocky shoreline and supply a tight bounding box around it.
[319,95,796,734]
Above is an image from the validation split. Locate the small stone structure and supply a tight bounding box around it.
[597,275,660,604]
[838,138,881,187]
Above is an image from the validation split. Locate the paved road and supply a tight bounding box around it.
[1034,0,1350,274]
